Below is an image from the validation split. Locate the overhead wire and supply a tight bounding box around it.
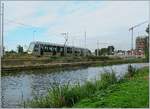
[4,18,40,29]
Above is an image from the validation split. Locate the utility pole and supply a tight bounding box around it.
[1,3,4,57]
[61,32,68,56]
[84,31,86,56]
[97,40,99,56]
[71,36,73,55]
[0,1,2,57]
[66,32,68,56]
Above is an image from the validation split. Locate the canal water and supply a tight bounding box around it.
[1,63,148,108]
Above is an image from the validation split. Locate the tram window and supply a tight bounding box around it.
[70,48,72,53]
[67,47,70,53]
[34,44,39,52]
[51,46,53,52]
[46,46,48,52]
[69,48,72,53]
[46,45,49,52]
[42,45,44,50]
[55,47,57,52]
[45,46,47,52]
[48,46,50,52]
[41,44,44,50]
[44,46,46,51]
[47,46,49,52]
[57,47,60,52]
[52,47,55,51]
[60,47,64,52]
[50,46,52,52]
[67,48,68,53]
[54,47,57,51]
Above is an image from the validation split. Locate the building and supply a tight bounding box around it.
[135,36,149,57]
[136,36,149,51]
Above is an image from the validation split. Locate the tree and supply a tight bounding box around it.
[6,50,16,54]
[95,46,115,56]
[95,49,101,56]
[99,48,108,56]
[146,24,149,34]
[10,50,16,53]
[107,46,115,55]
[144,25,149,61]
[17,45,24,53]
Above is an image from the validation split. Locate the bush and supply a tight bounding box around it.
[87,56,109,61]
[127,64,137,77]
[99,71,117,89]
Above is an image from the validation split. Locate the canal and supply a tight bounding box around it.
[1,63,148,108]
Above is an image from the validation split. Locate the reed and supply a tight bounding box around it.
[29,71,118,108]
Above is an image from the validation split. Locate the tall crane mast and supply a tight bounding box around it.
[129,21,148,55]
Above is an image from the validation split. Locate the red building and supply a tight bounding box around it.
[136,37,144,51]
[135,36,149,57]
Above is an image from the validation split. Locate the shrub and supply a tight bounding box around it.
[99,71,117,89]
[87,56,109,61]
[127,64,137,77]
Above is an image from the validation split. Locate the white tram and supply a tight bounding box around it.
[27,41,91,56]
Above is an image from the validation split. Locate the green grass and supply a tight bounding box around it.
[73,67,149,108]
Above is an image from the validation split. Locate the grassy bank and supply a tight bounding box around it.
[2,55,146,72]
[74,67,149,108]
[1,56,116,67]
[28,66,149,108]
[2,55,145,66]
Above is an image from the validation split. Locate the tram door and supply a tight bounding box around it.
[38,44,43,56]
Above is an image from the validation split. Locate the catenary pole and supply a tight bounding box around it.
[0,1,2,57]
[84,31,86,56]
[97,40,99,56]
[1,3,4,57]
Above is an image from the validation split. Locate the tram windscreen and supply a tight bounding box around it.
[28,43,35,52]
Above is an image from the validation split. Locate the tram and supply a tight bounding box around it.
[27,41,91,56]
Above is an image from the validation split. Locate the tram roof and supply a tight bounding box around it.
[30,41,89,50]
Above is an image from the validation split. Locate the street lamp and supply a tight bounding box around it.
[61,32,68,56]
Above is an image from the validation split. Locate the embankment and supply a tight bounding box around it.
[74,67,149,108]
[1,57,146,72]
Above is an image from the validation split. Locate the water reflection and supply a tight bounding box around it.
[1,63,148,108]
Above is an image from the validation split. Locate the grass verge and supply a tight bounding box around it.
[73,67,149,108]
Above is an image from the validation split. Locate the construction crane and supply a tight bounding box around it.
[129,21,148,54]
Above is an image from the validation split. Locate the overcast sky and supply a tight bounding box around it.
[2,1,149,51]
